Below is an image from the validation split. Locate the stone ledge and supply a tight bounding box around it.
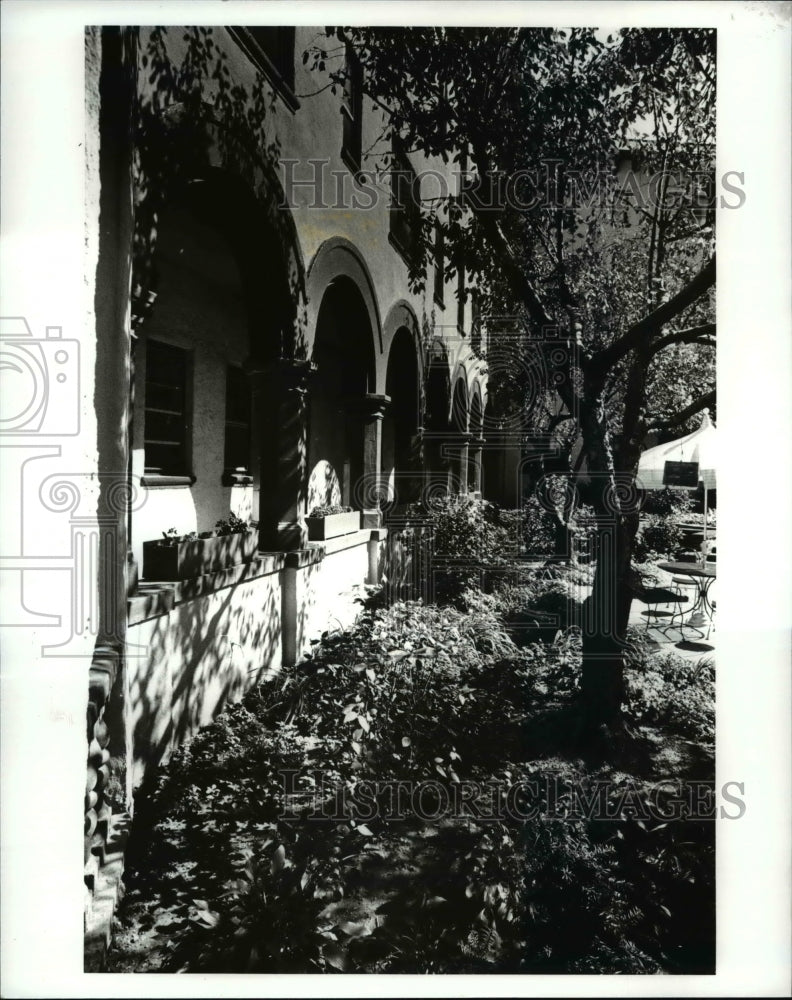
[283,529,384,571]
[128,552,287,625]
[316,528,377,557]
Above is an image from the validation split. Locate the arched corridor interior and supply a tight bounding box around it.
[383,326,422,507]
[308,278,375,510]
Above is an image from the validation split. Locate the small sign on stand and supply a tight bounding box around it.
[663,460,700,489]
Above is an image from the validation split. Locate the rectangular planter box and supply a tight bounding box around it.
[305,511,361,541]
[142,528,258,581]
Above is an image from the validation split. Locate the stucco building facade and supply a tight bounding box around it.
[82,25,512,956]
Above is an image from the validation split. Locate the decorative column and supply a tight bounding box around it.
[470,435,485,496]
[411,425,426,503]
[248,357,315,551]
[345,393,390,526]
[455,431,473,494]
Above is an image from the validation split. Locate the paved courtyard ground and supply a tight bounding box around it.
[628,570,717,664]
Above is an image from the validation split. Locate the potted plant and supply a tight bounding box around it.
[305,504,360,541]
[142,514,258,581]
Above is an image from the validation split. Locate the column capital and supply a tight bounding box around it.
[344,393,391,421]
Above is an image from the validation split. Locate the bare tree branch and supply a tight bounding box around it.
[649,322,716,356]
[643,388,715,433]
[589,255,715,376]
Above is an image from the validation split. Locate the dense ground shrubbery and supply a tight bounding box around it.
[111,576,715,975]
[640,487,695,519]
[634,487,698,561]
[399,494,596,602]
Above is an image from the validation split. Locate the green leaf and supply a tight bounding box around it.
[271,844,286,874]
[338,919,372,938]
[323,942,348,971]
[195,909,220,928]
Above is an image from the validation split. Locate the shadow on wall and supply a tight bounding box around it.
[125,572,282,790]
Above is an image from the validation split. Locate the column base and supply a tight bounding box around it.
[361,508,382,529]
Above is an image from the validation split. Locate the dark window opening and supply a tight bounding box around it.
[144,340,190,477]
[341,43,363,173]
[223,365,252,484]
[228,27,298,107]
[389,143,420,266]
[433,222,445,308]
[456,254,466,334]
[471,289,482,354]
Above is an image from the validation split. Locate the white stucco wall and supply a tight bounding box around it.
[125,567,282,788]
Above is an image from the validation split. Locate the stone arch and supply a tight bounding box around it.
[423,339,452,491]
[131,165,308,560]
[305,237,383,365]
[308,276,378,510]
[383,324,422,506]
[482,395,506,504]
[470,380,485,432]
[133,112,306,360]
[451,370,470,433]
[381,300,424,393]
[450,373,471,493]
[469,382,485,494]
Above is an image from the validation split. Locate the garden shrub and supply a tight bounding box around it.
[625,653,715,748]
[516,491,557,557]
[634,514,683,561]
[640,487,694,519]
[492,568,587,644]
[634,488,695,561]
[402,495,513,601]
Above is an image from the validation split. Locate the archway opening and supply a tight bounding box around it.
[469,389,483,494]
[383,326,422,507]
[451,377,470,493]
[308,277,376,511]
[423,349,451,491]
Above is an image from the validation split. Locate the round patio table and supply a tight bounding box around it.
[657,561,716,627]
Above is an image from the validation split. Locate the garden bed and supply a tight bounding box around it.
[108,583,714,975]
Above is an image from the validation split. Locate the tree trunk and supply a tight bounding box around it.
[580,513,640,736]
[576,386,642,741]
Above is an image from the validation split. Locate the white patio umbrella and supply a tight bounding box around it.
[635,409,717,552]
